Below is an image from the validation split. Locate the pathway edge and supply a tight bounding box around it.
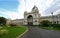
[17,26,28,38]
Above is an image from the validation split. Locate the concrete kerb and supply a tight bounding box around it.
[17,26,28,38]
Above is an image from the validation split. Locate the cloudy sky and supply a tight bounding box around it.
[0,0,60,20]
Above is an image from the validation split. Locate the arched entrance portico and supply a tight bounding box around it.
[27,15,33,26]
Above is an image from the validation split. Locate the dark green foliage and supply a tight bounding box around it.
[39,20,60,31]
[51,24,60,29]
[40,20,51,27]
[0,17,6,26]
[10,24,16,26]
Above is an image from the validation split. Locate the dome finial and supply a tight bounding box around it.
[31,5,39,13]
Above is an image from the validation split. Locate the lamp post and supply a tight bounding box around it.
[57,14,59,24]
[51,12,53,24]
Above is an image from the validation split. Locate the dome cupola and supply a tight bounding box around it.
[32,5,39,13]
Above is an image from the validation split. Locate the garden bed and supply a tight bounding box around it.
[0,26,26,38]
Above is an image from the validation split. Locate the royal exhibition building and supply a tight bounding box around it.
[7,5,60,26]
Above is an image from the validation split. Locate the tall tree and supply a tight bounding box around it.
[0,17,6,25]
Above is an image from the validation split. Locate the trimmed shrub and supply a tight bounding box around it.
[40,20,51,27]
[0,26,3,29]
[7,26,11,27]
[51,24,60,28]
[10,24,16,26]
[0,29,9,35]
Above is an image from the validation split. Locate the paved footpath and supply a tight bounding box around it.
[21,26,60,38]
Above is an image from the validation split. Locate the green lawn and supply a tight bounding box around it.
[0,26,26,38]
[38,26,60,32]
[45,27,60,31]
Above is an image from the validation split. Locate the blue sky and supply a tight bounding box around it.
[0,0,19,12]
[0,0,17,1]
[0,0,60,20]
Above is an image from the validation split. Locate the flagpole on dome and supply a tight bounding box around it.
[34,0,35,6]
[24,0,27,15]
[34,0,37,6]
[24,0,26,11]
[34,0,37,8]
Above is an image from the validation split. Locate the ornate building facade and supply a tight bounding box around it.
[9,5,60,26]
[23,5,40,25]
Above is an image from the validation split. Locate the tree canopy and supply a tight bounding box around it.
[0,17,7,25]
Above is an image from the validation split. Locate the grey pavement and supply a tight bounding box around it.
[21,26,60,38]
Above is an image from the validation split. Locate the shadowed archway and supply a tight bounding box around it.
[27,15,33,26]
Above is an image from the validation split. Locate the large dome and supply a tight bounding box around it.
[32,5,39,13]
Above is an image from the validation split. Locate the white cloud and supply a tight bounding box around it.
[0,0,54,20]
[18,0,54,16]
[43,9,60,16]
[54,9,60,15]
[0,8,20,20]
